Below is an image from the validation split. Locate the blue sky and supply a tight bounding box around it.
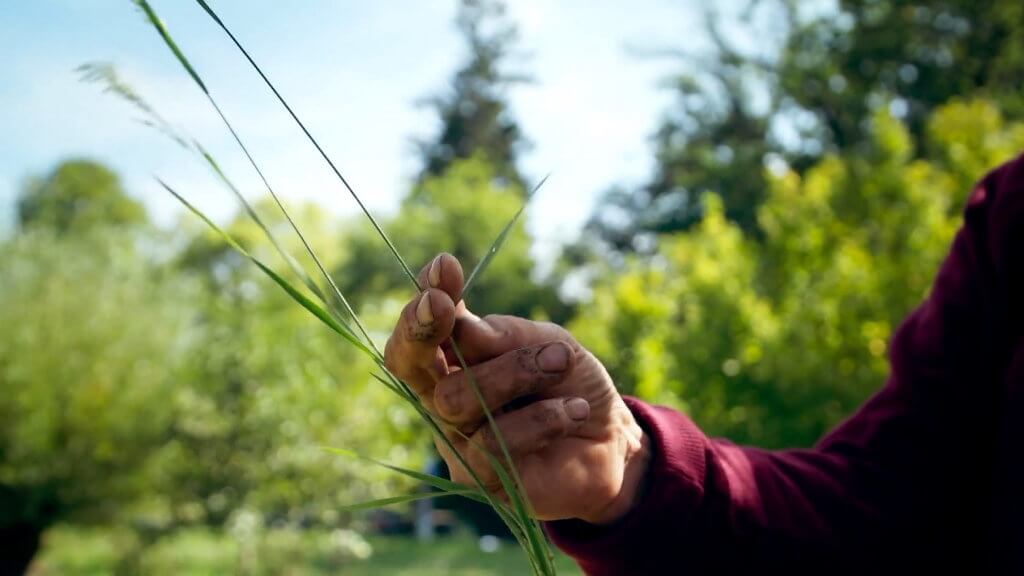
[0,1,711,260]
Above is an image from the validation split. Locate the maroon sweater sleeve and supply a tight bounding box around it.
[546,153,1024,575]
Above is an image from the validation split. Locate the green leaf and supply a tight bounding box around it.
[341,490,478,512]
[158,178,376,360]
[463,173,550,298]
[193,0,420,290]
[321,447,490,506]
[133,0,380,358]
[448,340,555,575]
[132,0,207,93]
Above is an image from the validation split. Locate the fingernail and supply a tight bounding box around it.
[416,291,433,325]
[565,398,590,421]
[536,343,569,373]
[428,255,442,288]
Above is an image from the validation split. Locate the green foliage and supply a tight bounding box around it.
[0,208,424,542]
[0,230,192,529]
[573,100,1024,447]
[17,160,147,234]
[781,0,1024,150]
[585,0,1024,249]
[34,526,583,576]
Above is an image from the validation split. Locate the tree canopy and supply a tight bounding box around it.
[584,0,1024,250]
[17,159,147,234]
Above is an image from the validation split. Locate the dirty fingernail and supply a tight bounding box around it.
[565,398,590,421]
[428,255,442,288]
[416,291,433,325]
[536,343,569,373]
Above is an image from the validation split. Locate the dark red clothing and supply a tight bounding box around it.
[546,155,1024,575]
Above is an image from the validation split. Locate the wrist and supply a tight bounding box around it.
[587,417,651,525]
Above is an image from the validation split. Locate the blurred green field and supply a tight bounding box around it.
[30,526,583,576]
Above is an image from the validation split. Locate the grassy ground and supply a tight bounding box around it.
[30,526,583,575]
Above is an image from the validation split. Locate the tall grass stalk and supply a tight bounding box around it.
[123,1,558,574]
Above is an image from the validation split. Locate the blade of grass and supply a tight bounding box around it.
[133,0,380,359]
[368,370,535,554]
[192,0,420,289]
[159,178,376,360]
[322,447,490,504]
[80,62,352,336]
[143,3,554,571]
[170,164,542,567]
[324,442,535,564]
[368,371,519,518]
[480,446,553,574]
[165,170,524,551]
[463,173,550,298]
[449,341,554,576]
[340,490,480,512]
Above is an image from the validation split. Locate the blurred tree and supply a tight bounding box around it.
[572,100,1024,448]
[417,0,530,191]
[583,0,1024,251]
[17,159,147,233]
[781,0,1024,154]
[0,230,193,574]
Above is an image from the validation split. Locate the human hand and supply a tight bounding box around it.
[384,253,649,524]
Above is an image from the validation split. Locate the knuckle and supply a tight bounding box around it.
[475,425,497,453]
[533,402,565,427]
[455,419,481,438]
[434,382,464,420]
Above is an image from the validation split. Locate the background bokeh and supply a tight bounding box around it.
[2,0,1022,574]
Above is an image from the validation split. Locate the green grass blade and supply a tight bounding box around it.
[368,372,512,512]
[449,342,524,500]
[366,370,531,548]
[322,447,491,506]
[341,490,478,512]
[141,3,554,571]
[463,173,550,298]
[193,144,338,307]
[324,438,533,560]
[131,0,207,93]
[133,0,380,359]
[448,425,551,575]
[448,340,555,575]
[158,178,377,361]
[78,63,190,149]
[79,62,362,342]
[192,0,420,289]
